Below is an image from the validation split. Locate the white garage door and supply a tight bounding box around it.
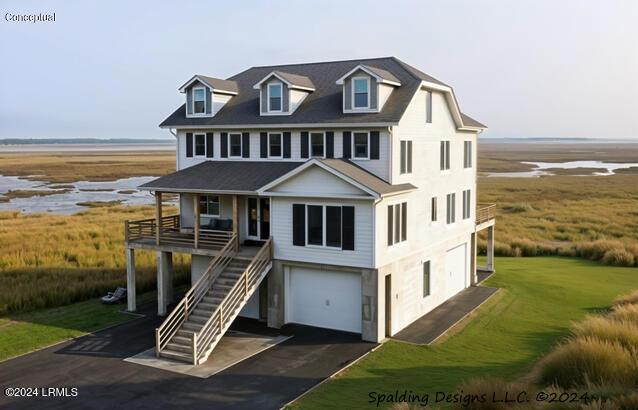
[287,267,362,333]
[445,243,467,299]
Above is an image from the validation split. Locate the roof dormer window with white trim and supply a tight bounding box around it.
[268,83,283,112]
[179,74,238,119]
[353,77,370,109]
[193,87,206,114]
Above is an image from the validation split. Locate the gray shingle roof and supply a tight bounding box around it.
[359,64,401,84]
[139,161,304,193]
[195,75,239,94]
[460,113,486,128]
[318,158,416,195]
[271,71,315,90]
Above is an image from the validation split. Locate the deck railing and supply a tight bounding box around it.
[476,203,496,225]
[125,215,233,250]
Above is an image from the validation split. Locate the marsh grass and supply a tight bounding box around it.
[0,205,190,314]
[478,175,638,266]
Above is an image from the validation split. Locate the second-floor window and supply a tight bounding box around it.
[310,132,325,157]
[387,202,407,246]
[268,83,282,112]
[431,197,438,222]
[193,88,206,114]
[353,77,369,108]
[400,141,413,174]
[199,195,220,217]
[194,133,206,156]
[268,133,282,158]
[440,140,451,171]
[229,133,242,157]
[463,189,471,219]
[464,141,472,168]
[446,193,456,224]
[353,132,369,159]
[425,91,432,123]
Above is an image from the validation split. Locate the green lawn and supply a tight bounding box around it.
[292,257,638,409]
[0,292,155,362]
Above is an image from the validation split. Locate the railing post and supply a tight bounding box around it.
[155,328,160,358]
[124,220,129,242]
[244,272,248,296]
[194,194,200,249]
[219,305,224,331]
[184,296,189,320]
[191,332,197,365]
[155,192,162,246]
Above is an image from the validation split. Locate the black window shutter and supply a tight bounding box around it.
[343,131,352,159]
[370,131,380,159]
[292,204,306,246]
[283,132,291,158]
[186,133,193,158]
[242,132,250,158]
[221,132,228,158]
[342,206,355,251]
[326,131,334,158]
[206,132,214,158]
[300,131,309,159]
[260,132,268,158]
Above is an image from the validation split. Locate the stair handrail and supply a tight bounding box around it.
[155,233,237,355]
[193,238,272,364]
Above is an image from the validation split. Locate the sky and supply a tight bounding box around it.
[1,0,636,140]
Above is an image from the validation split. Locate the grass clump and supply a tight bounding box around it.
[502,203,534,213]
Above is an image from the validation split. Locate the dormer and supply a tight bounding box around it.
[179,75,238,118]
[336,65,401,113]
[253,71,315,116]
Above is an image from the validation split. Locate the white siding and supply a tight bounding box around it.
[268,166,369,197]
[271,197,374,268]
[378,83,394,110]
[212,93,233,115]
[289,89,309,113]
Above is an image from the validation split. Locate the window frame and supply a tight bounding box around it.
[309,131,325,158]
[352,131,370,160]
[229,133,243,158]
[304,203,347,250]
[192,86,207,115]
[268,132,283,159]
[199,194,221,217]
[431,196,438,222]
[387,201,408,246]
[268,82,283,113]
[425,90,432,124]
[440,140,451,171]
[423,260,431,297]
[400,140,413,174]
[446,192,456,225]
[352,76,370,109]
[464,140,473,169]
[194,133,206,157]
[462,189,471,220]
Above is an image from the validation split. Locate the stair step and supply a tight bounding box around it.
[188,314,209,324]
[159,349,192,363]
[198,302,218,310]
[183,322,204,332]
[166,342,192,354]
[176,329,194,338]
[193,308,214,317]
[203,296,224,304]
[172,335,192,345]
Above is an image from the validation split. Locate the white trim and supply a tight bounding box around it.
[193,133,207,157]
[228,132,243,158]
[253,71,315,92]
[352,131,370,160]
[418,82,486,130]
[160,122,398,130]
[267,132,283,159]
[309,131,326,158]
[191,87,207,116]
[199,194,221,218]
[303,203,351,250]
[267,83,283,113]
[335,65,401,87]
[351,76,370,109]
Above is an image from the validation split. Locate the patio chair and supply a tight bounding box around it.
[101,287,127,304]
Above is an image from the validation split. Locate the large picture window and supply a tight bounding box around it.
[293,204,354,250]
[199,195,220,217]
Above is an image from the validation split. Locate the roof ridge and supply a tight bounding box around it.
[248,56,396,70]
[390,57,449,86]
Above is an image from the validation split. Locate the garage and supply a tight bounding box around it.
[445,243,467,299]
[286,267,362,333]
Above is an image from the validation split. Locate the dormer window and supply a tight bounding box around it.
[193,87,206,114]
[268,83,282,112]
[353,77,370,109]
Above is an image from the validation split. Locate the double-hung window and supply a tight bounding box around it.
[440,140,451,171]
[446,193,456,224]
[199,195,220,217]
[268,133,282,158]
[464,141,472,168]
[268,83,282,112]
[462,189,471,220]
[229,133,242,157]
[423,261,431,297]
[353,132,369,159]
[194,133,206,156]
[310,132,325,157]
[353,77,369,108]
[425,91,432,123]
[387,202,407,246]
[193,88,206,114]
[400,141,413,174]
[431,197,438,222]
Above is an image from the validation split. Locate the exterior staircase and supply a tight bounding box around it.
[155,237,272,365]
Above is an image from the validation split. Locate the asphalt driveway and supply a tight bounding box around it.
[0,301,374,410]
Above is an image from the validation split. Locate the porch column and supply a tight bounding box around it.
[486,225,495,272]
[470,232,478,285]
[157,251,171,316]
[193,194,200,249]
[126,248,136,312]
[232,194,239,250]
[166,252,174,303]
[155,192,162,246]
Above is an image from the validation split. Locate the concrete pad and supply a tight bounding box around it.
[124,330,291,378]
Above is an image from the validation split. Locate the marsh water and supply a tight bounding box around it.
[488,160,638,177]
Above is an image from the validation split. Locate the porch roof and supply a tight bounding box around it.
[139,161,304,194]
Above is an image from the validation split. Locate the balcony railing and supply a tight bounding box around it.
[476,203,496,226]
[125,215,234,251]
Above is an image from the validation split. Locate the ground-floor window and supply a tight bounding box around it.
[292,203,355,250]
[199,195,220,216]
